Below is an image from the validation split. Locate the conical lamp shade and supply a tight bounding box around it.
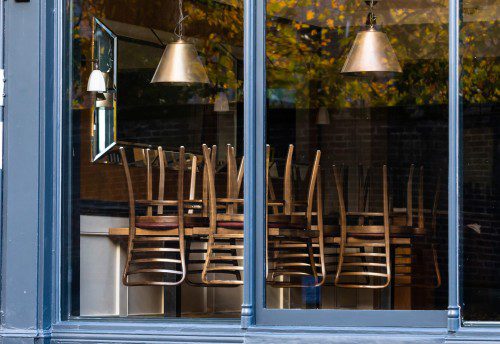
[316,107,330,125]
[87,68,106,92]
[214,92,230,112]
[341,28,402,75]
[151,39,209,84]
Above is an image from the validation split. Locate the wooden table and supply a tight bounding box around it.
[109,222,423,309]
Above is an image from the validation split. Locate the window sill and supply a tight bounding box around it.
[51,319,244,343]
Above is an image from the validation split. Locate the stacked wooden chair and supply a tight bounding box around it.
[266,145,326,288]
[183,145,214,287]
[391,166,442,289]
[119,146,187,286]
[201,144,245,286]
[333,165,391,289]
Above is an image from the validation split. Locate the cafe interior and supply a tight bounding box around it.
[66,0,498,320]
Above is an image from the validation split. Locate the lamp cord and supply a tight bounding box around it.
[366,0,377,28]
[174,0,188,40]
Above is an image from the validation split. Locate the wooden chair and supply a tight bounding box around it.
[184,145,222,287]
[391,164,424,229]
[393,169,442,289]
[201,144,244,286]
[333,165,391,289]
[182,150,212,287]
[119,146,187,286]
[266,149,326,288]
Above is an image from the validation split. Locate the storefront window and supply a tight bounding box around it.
[64,0,244,318]
[265,0,449,310]
[461,0,500,322]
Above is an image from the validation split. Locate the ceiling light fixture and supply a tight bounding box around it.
[87,21,107,92]
[341,0,402,75]
[151,0,209,84]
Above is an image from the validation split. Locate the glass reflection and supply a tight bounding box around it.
[67,0,244,318]
[265,0,449,310]
[461,0,500,321]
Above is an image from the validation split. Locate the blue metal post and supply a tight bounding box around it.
[241,0,257,329]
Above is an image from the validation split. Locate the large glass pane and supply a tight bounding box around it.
[64,0,244,318]
[265,0,448,310]
[461,0,500,321]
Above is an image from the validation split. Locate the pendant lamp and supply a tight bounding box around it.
[341,0,402,75]
[214,91,230,112]
[151,0,209,84]
[87,21,107,92]
[87,65,106,92]
[316,107,330,125]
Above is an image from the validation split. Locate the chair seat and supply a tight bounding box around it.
[217,221,244,229]
[136,216,178,230]
[216,221,307,230]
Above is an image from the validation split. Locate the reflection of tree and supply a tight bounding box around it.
[72,0,498,109]
[266,0,497,108]
[72,0,107,108]
[72,0,244,108]
[460,21,499,104]
[185,0,243,93]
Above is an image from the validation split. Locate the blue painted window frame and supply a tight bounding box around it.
[0,0,492,340]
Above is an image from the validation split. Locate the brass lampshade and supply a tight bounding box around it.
[341,0,402,75]
[341,28,402,75]
[151,39,209,84]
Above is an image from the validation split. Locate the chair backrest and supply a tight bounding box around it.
[202,145,217,217]
[266,145,278,214]
[334,165,389,228]
[226,144,244,214]
[120,147,136,228]
[431,171,441,236]
[357,164,371,213]
[202,144,218,231]
[127,147,195,217]
[406,164,415,227]
[306,150,322,230]
[404,164,425,230]
[266,144,294,215]
[120,145,187,220]
[284,144,294,214]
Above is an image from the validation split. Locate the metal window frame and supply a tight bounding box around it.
[0,0,499,342]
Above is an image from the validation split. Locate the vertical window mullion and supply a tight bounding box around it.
[447,0,461,333]
[241,0,263,328]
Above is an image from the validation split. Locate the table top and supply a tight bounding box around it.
[108,222,423,243]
